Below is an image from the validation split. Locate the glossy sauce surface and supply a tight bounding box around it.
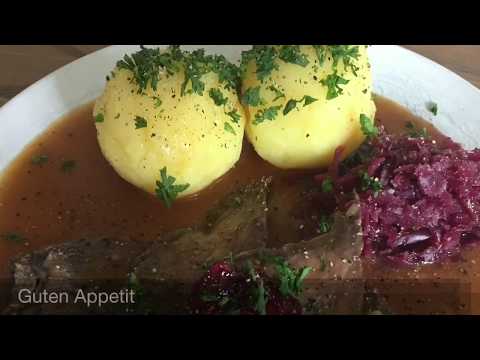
[0,96,478,314]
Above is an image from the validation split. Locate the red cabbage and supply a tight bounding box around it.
[358,130,480,265]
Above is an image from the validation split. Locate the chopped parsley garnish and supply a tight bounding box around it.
[269,256,312,298]
[312,45,328,65]
[224,122,236,135]
[329,45,360,75]
[283,99,298,115]
[208,54,241,91]
[240,46,279,82]
[360,114,378,138]
[303,95,318,106]
[226,109,241,123]
[268,85,285,102]
[209,88,228,106]
[283,95,318,115]
[405,121,429,139]
[278,45,309,67]
[181,50,240,96]
[360,172,383,196]
[95,113,105,123]
[155,167,190,208]
[427,102,438,116]
[321,177,334,193]
[117,46,240,97]
[134,116,148,129]
[320,72,349,100]
[31,155,49,166]
[2,233,25,243]
[115,113,121,119]
[312,45,360,75]
[117,45,180,93]
[318,215,333,234]
[180,49,209,96]
[61,160,76,173]
[253,105,282,125]
[152,96,162,108]
[242,86,262,107]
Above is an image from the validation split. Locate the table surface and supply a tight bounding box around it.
[1,45,479,107]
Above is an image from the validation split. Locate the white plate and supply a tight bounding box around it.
[1,45,480,173]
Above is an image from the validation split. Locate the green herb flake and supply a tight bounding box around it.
[155,167,190,208]
[360,172,383,196]
[283,99,299,116]
[303,95,318,106]
[117,45,180,93]
[268,85,285,102]
[329,45,360,75]
[61,160,76,173]
[242,86,262,107]
[226,109,241,123]
[240,46,279,82]
[320,72,349,100]
[312,45,328,65]
[318,215,333,234]
[279,45,309,67]
[209,88,228,107]
[2,233,25,243]
[360,114,378,138]
[181,49,240,96]
[134,116,148,129]
[321,177,334,193]
[224,122,236,135]
[269,256,312,298]
[405,121,429,139]
[117,46,240,97]
[283,95,318,116]
[428,102,438,116]
[253,105,282,125]
[31,155,49,166]
[95,113,105,123]
[152,97,162,108]
[312,45,360,75]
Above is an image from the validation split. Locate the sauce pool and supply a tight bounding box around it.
[0,96,479,314]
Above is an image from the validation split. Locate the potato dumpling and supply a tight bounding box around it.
[241,45,376,169]
[94,46,245,201]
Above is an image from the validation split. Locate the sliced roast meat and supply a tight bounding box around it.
[4,176,366,315]
[132,177,272,314]
[4,238,151,315]
[267,176,336,248]
[236,202,365,314]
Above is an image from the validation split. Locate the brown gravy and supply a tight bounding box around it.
[1,96,479,314]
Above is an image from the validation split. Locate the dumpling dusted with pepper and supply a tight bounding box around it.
[93,46,246,206]
[241,45,376,169]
